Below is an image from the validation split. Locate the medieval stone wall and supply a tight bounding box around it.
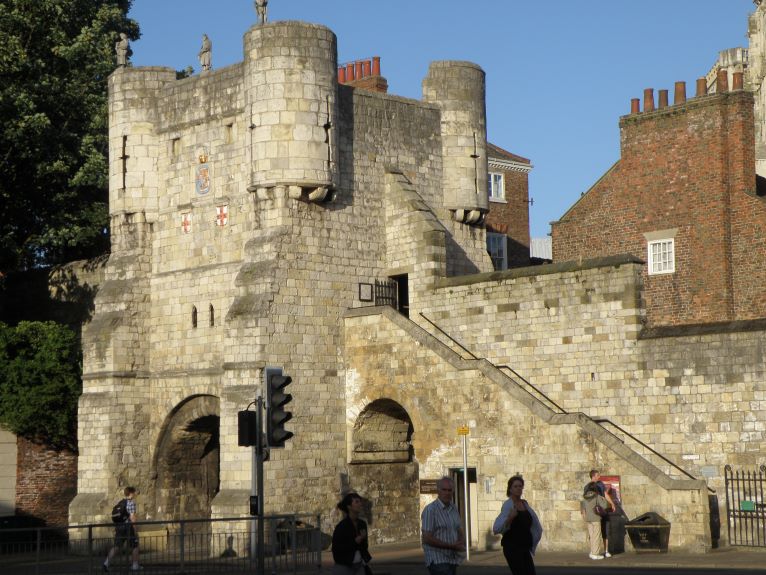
[418,257,766,502]
[344,306,711,551]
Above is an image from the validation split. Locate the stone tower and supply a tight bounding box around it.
[70,16,493,531]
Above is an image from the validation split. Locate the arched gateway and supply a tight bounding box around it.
[152,395,220,521]
[348,399,420,544]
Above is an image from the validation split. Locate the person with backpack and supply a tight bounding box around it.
[104,486,141,572]
[581,481,609,560]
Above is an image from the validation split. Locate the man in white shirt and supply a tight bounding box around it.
[421,477,465,575]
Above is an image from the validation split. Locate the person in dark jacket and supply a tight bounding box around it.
[332,492,371,574]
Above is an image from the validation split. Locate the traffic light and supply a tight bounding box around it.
[266,368,293,447]
[237,410,257,447]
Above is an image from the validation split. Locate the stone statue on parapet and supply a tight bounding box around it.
[198,34,212,71]
[255,0,268,25]
[115,33,130,67]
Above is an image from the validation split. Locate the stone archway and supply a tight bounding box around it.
[153,395,220,521]
[348,399,419,544]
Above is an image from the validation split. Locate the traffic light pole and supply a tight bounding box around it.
[241,367,293,573]
[255,396,265,574]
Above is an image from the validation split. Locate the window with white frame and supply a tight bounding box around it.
[487,232,507,270]
[488,172,505,201]
[648,238,675,275]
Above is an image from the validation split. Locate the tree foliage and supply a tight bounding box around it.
[0,0,139,271]
[0,321,81,450]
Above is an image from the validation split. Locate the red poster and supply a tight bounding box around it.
[600,474,622,505]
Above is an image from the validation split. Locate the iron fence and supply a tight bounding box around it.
[0,514,323,574]
[725,465,766,547]
[373,279,397,309]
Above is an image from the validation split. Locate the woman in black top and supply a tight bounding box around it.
[331,492,371,575]
[492,476,543,575]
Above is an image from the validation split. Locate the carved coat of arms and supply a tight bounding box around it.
[195,148,211,196]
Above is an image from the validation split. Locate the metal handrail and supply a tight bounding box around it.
[418,313,478,360]
[591,419,713,492]
[495,364,568,414]
[418,312,713,492]
[419,313,565,412]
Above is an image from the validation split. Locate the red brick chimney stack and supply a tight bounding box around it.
[338,57,388,93]
[674,81,686,105]
[631,98,640,114]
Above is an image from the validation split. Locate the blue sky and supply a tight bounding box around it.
[128,0,755,238]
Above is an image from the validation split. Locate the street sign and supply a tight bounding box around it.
[457,425,470,436]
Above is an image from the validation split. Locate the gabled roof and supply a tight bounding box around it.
[487,142,530,165]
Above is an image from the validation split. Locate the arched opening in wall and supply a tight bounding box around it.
[152,395,220,527]
[349,399,419,545]
[192,306,198,328]
[209,304,215,327]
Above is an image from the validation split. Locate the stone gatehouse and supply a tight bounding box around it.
[70,17,764,553]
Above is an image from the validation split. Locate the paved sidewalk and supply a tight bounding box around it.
[324,540,766,572]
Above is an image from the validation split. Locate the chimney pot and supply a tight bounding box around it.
[674,81,686,105]
[630,98,640,114]
[717,69,729,93]
[733,71,744,90]
[643,88,655,113]
[363,59,371,77]
[355,60,364,80]
[658,89,669,109]
[338,66,346,83]
[696,78,707,97]
[346,63,355,81]
[372,56,381,76]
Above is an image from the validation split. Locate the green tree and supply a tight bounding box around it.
[0,0,139,271]
[0,321,81,450]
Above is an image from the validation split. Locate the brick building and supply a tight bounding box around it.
[551,73,766,327]
[485,143,532,269]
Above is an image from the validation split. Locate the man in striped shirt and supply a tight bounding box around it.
[421,477,465,575]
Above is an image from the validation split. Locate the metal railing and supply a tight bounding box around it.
[419,312,566,413]
[0,514,322,575]
[725,465,766,547]
[418,311,711,490]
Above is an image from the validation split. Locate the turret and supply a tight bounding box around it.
[108,66,175,249]
[244,21,338,201]
[423,61,489,223]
